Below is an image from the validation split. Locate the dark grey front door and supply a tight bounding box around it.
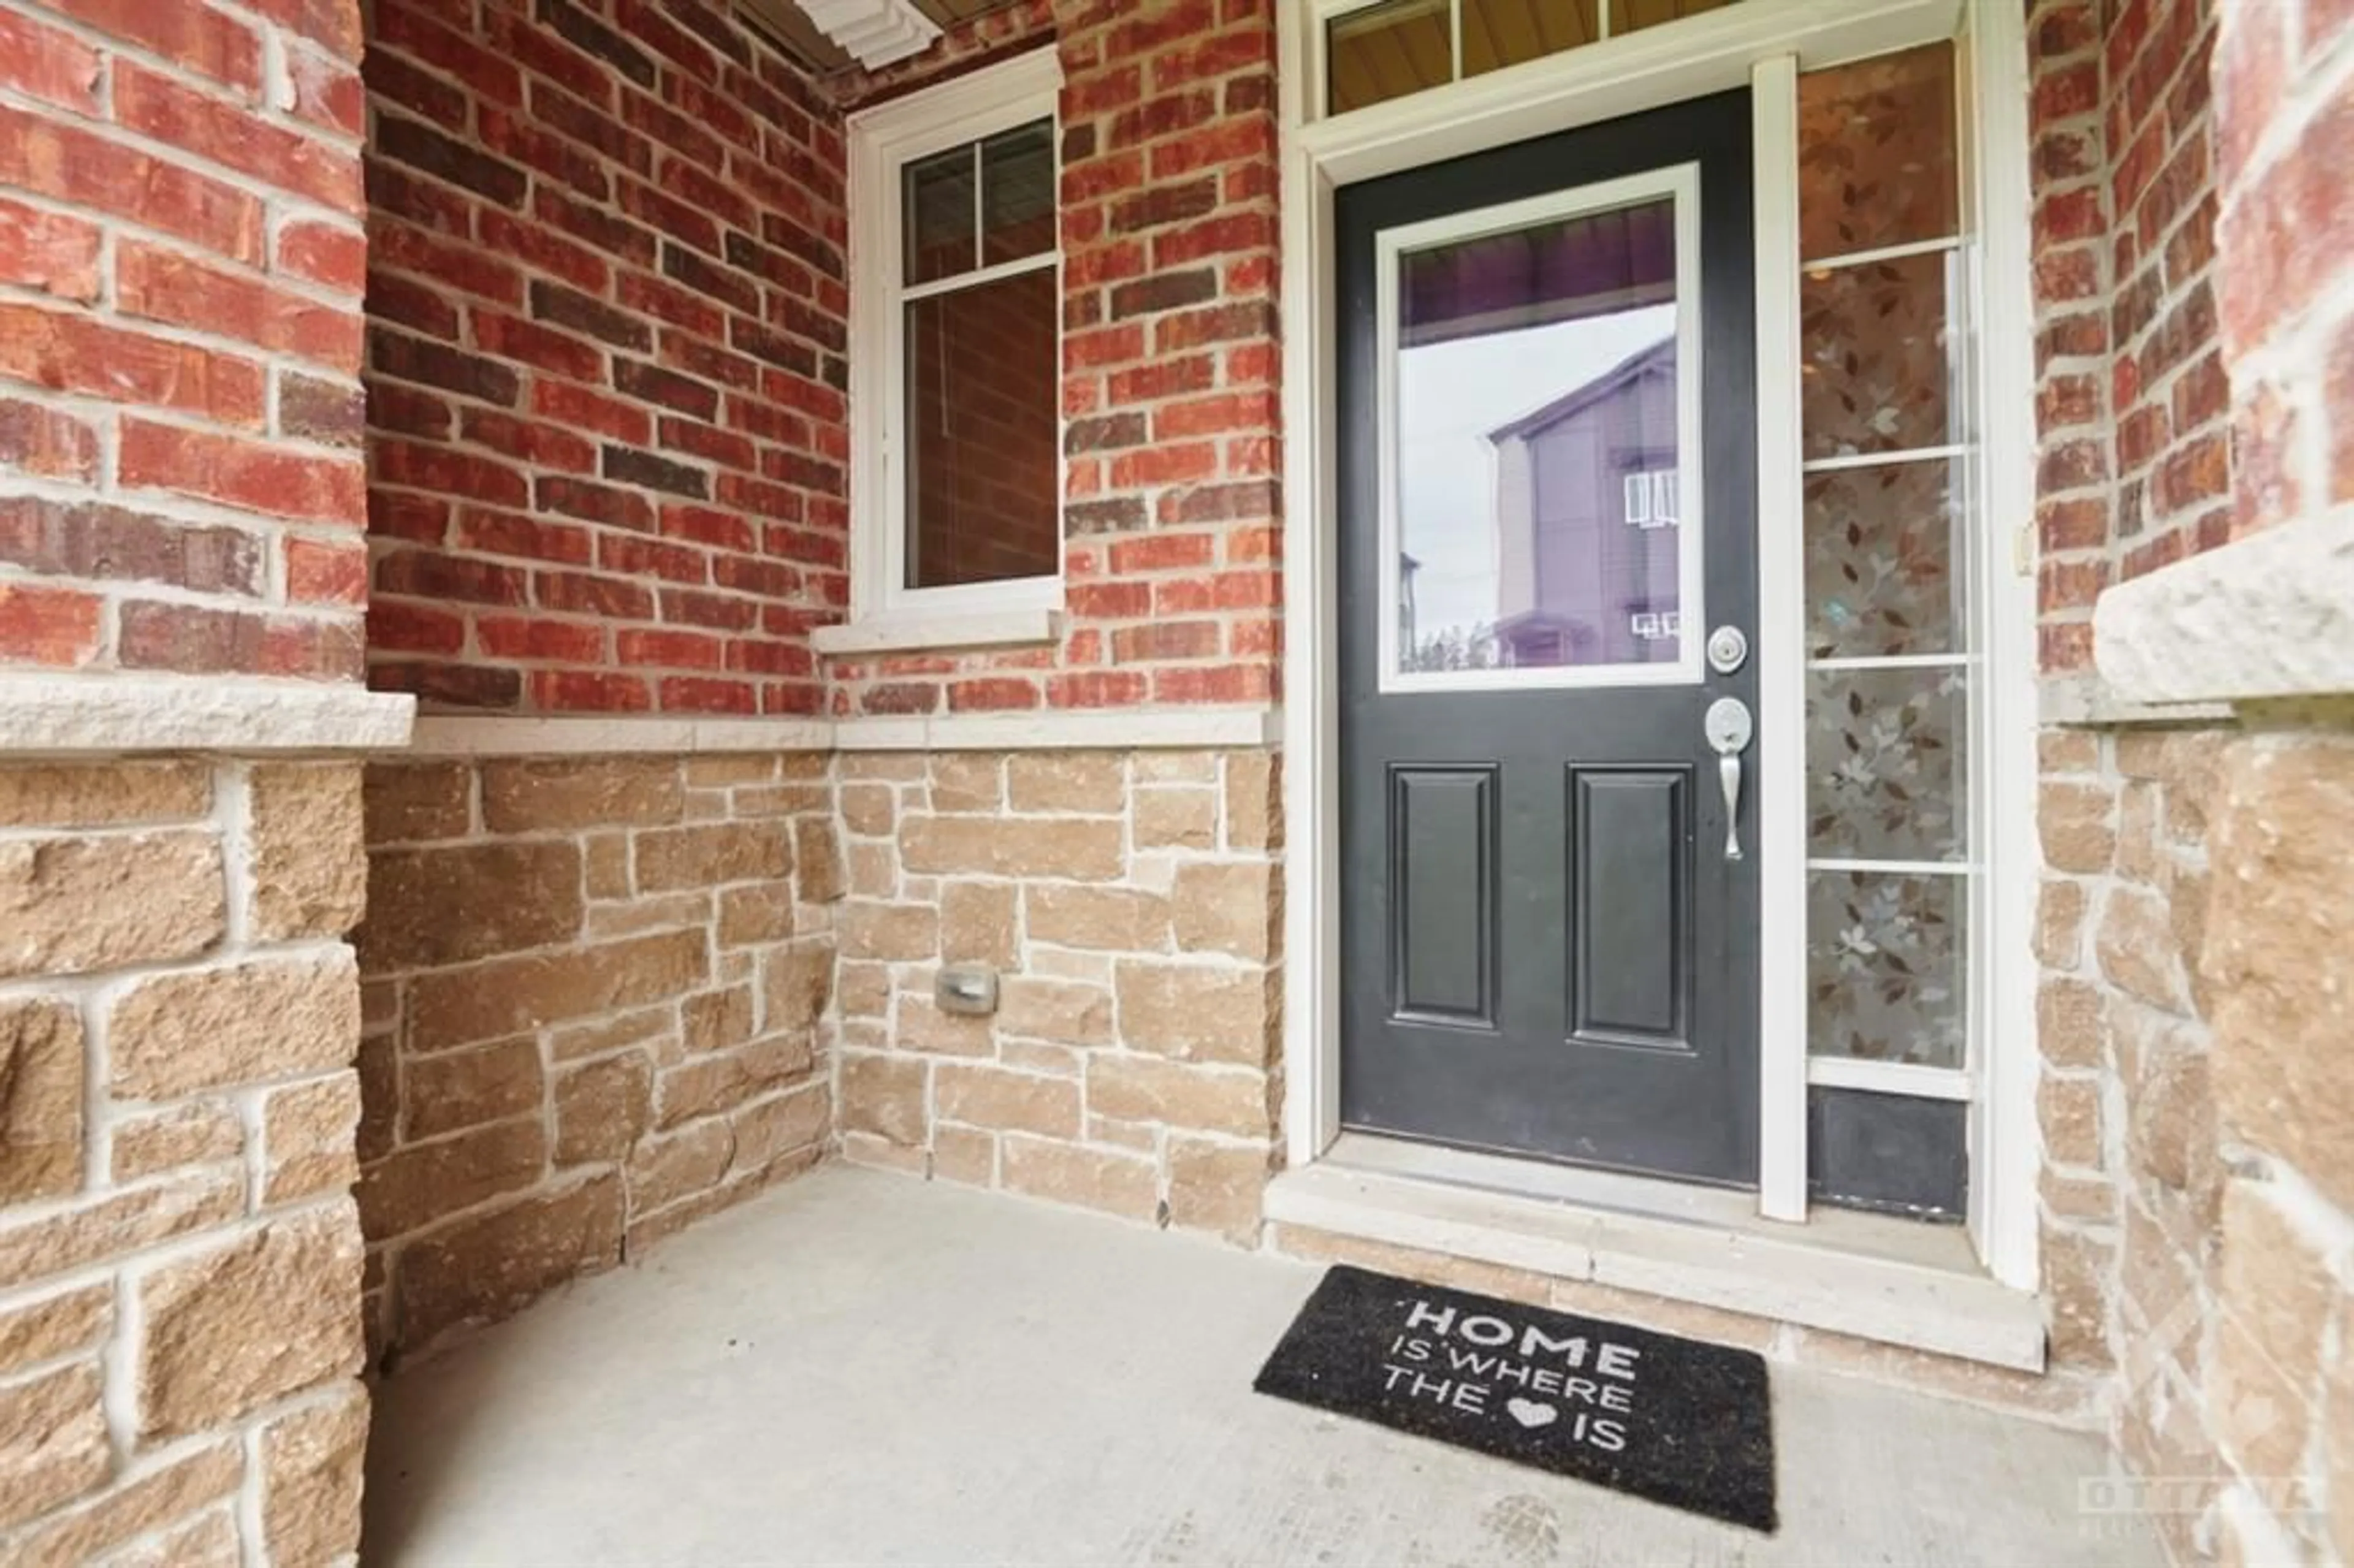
[1338,91,1760,1187]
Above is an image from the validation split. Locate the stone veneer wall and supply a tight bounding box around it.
[832,748,1282,1242]
[0,760,371,1563]
[354,751,839,1362]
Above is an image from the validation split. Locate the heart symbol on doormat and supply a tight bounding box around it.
[1505,1398,1558,1429]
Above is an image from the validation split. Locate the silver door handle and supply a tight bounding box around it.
[1704,697,1753,862]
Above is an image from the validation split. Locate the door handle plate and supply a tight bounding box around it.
[1704,697,1751,861]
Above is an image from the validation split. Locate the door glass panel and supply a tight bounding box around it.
[1328,0,1452,115]
[1797,42,1960,262]
[1801,250,1952,459]
[1804,460,1967,658]
[1392,194,1692,679]
[1807,870,1964,1067]
[1805,666,1967,861]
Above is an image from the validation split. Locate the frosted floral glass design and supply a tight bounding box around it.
[1806,666,1967,861]
[1796,42,1960,262]
[1807,870,1964,1065]
[1803,460,1965,658]
[1800,251,1952,460]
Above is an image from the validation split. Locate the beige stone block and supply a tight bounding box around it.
[794,816,845,903]
[901,815,1124,880]
[1135,752,1215,782]
[547,1005,674,1065]
[360,840,586,972]
[584,889,712,941]
[1114,961,1278,1066]
[2204,739,2354,1208]
[2036,728,2099,775]
[0,831,223,980]
[929,753,1003,812]
[1165,1137,1268,1241]
[2328,1297,2353,1563]
[0,1282,110,1376]
[554,1054,652,1165]
[2114,779,2163,883]
[836,959,889,1021]
[940,881,1018,968]
[634,821,791,891]
[653,1033,812,1129]
[998,976,1113,1046]
[263,1073,363,1205]
[1007,752,1125,813]
[2035,878,2087,969]
[2040,1168,2116,1224]
[2037,1073,2103,1169]
[2214,1179,2334,1467]
[584,833,630,898]
[250,763,367,941]
[481,758,683,832]
[935,1062,1081,1139]
[839,1053,927,1146]
[0,1171,242,1291]
[731,1081,829,1170]
[357,1117,547,1241]
[627,1118,736,1212]
[2039,780,2116,874]
[684,756,777,787]
[1134,786,1217,849]
[0,996,80,1201]
[894,995,992,1056]
[104,1503,240,1567]
[838,782,896,837]
[0,1360,107,1528]
[762,941,834,1033]
[2166,862,2212,1017]
[1002,1040,1083,1078]
[259,1380,367,1568]
[842,752,926,781]
[684,986,755,1053]
[136,1205,364,1439]
[1000,1134,1157,1221]
[2,1436,240,1566]
[1171,861,1278,961]
[405,1036,543,1141]
[111,953,358,1101]
[840,900,939,962]
[1087,1054,1270,1138]
[2118,1200,2199,1360]
[407,930,707,1049]
[1783,1325,2100,1421]
[733,782,826,818]
[846,840,897,897]
[2127,1035,2216,1205]
[2035,978,2108,1070]
[1224,751,1281,850]
[362,762,472,845]
[1087,1116,1157,1152]
[1024,884,1169,952]
[840,1131,926,1175]
[2042,1225,2114,1370]
[394,1173,623,1350]
[0,761,209,828]
[2097,886,2188,1011]
[931,1124,996,1187]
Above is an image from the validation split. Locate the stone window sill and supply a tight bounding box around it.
[810,607,1062,658]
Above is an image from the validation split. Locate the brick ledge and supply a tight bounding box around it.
[406,705,1281,756]
[0,673,415,755]
[2094,505,2354,706]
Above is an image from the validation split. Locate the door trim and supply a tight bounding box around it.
[1275,0,2044,1291]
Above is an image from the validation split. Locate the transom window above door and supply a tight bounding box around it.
[1324,0,1745,116]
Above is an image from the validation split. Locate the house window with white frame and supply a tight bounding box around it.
[845,55,1063,629]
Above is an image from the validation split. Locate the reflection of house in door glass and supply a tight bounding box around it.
[1487,337,1681,668]
[1392,196,1683,676]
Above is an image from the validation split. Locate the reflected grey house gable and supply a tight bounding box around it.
[1487,337,1681,668]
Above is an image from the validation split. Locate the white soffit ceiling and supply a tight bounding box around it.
[793,0,942,69]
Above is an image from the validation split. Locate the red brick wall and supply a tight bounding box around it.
[361,0,848,717]
[828,0,1284,716]
[0,0,370,681]
[2028,0,2228,674]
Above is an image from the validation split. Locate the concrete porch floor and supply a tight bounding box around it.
[364,1168,2162,1566]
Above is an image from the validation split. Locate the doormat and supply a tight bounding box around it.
[1254,1266,1776,1532]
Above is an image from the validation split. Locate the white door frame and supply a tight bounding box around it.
[1274,0,2044,1292]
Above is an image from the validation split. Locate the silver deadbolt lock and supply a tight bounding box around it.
[1704,696,1753,862]
[1706,625,1748,675]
